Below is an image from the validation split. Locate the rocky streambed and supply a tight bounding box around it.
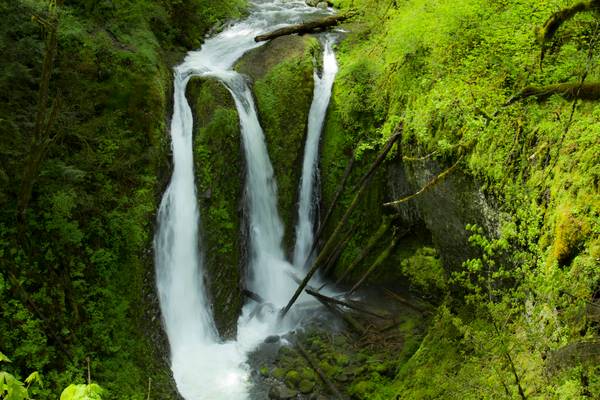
[246,287,428,399]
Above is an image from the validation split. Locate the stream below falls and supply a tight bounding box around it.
[154,1,339,399]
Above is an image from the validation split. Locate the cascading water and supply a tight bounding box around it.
[221,72,297,306]
[154,2,338,399]
[293,38,339,269]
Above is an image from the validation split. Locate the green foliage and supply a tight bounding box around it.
[0,352,42,400]
[0,0,246,398]
[400,247,446,292]
[324,0,600,398]
[0,371,29,400]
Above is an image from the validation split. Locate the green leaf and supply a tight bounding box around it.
[60,383,103,400]
[0,351,11,363]
[0,372,28,400]
[24,371,42,387]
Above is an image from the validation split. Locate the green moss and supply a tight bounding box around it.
[550,203,591,266]
[285,369,301,388]
[319,94,391,284]
[187,78,243,337]
[298,379,315,394]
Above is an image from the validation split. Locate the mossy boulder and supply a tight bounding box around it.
[236,35,320,253]
[186,77,244,338]
[284,369,301,388]
[298,379,316,394]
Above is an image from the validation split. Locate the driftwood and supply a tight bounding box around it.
[280,126,403,318]
[255,14,353,42]
[294,340,347,400]
[305,288,389,320]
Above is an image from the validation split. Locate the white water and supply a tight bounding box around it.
[293,38,339,269]
[154,2,337,399]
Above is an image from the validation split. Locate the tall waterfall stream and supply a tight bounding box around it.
[154,1,339,399]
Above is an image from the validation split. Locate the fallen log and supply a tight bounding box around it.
[334,216,392,285]
[305,288,390,320]
[255,13,353,42]
[321,227,354,276]
[303,154,355,271]
[243,289,265,304]
[506,82,600,105]
[280,125,403,318]
[383,288,430,315]
[348,230,401,294]
[537,1,600,62]
[317,296,367,335]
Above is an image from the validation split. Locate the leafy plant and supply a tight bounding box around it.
[0,351,42,400]
[59,384,102,400]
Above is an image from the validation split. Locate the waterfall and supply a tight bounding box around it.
[219,72,297,306]
[293,38,339,269]
[154,2,337,399]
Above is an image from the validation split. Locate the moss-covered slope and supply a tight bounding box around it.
[187,78,244,338]
[316,0,600,398]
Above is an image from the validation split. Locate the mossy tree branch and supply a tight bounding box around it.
[333,215,393,285]
[537,0,600,63]
[383,156,463,208]
[507,82,600,104]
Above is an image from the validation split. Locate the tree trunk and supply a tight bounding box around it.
[255,14,354,42]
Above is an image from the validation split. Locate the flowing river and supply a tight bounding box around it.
[154,1,338,398]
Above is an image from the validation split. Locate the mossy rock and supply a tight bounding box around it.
[298,379,316,394]
[300,367,317,381]
[272,367,286,380]
[186,77,244,338]
[550,202,590,266]
[236,35,319,254]
[285,369,301,388]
